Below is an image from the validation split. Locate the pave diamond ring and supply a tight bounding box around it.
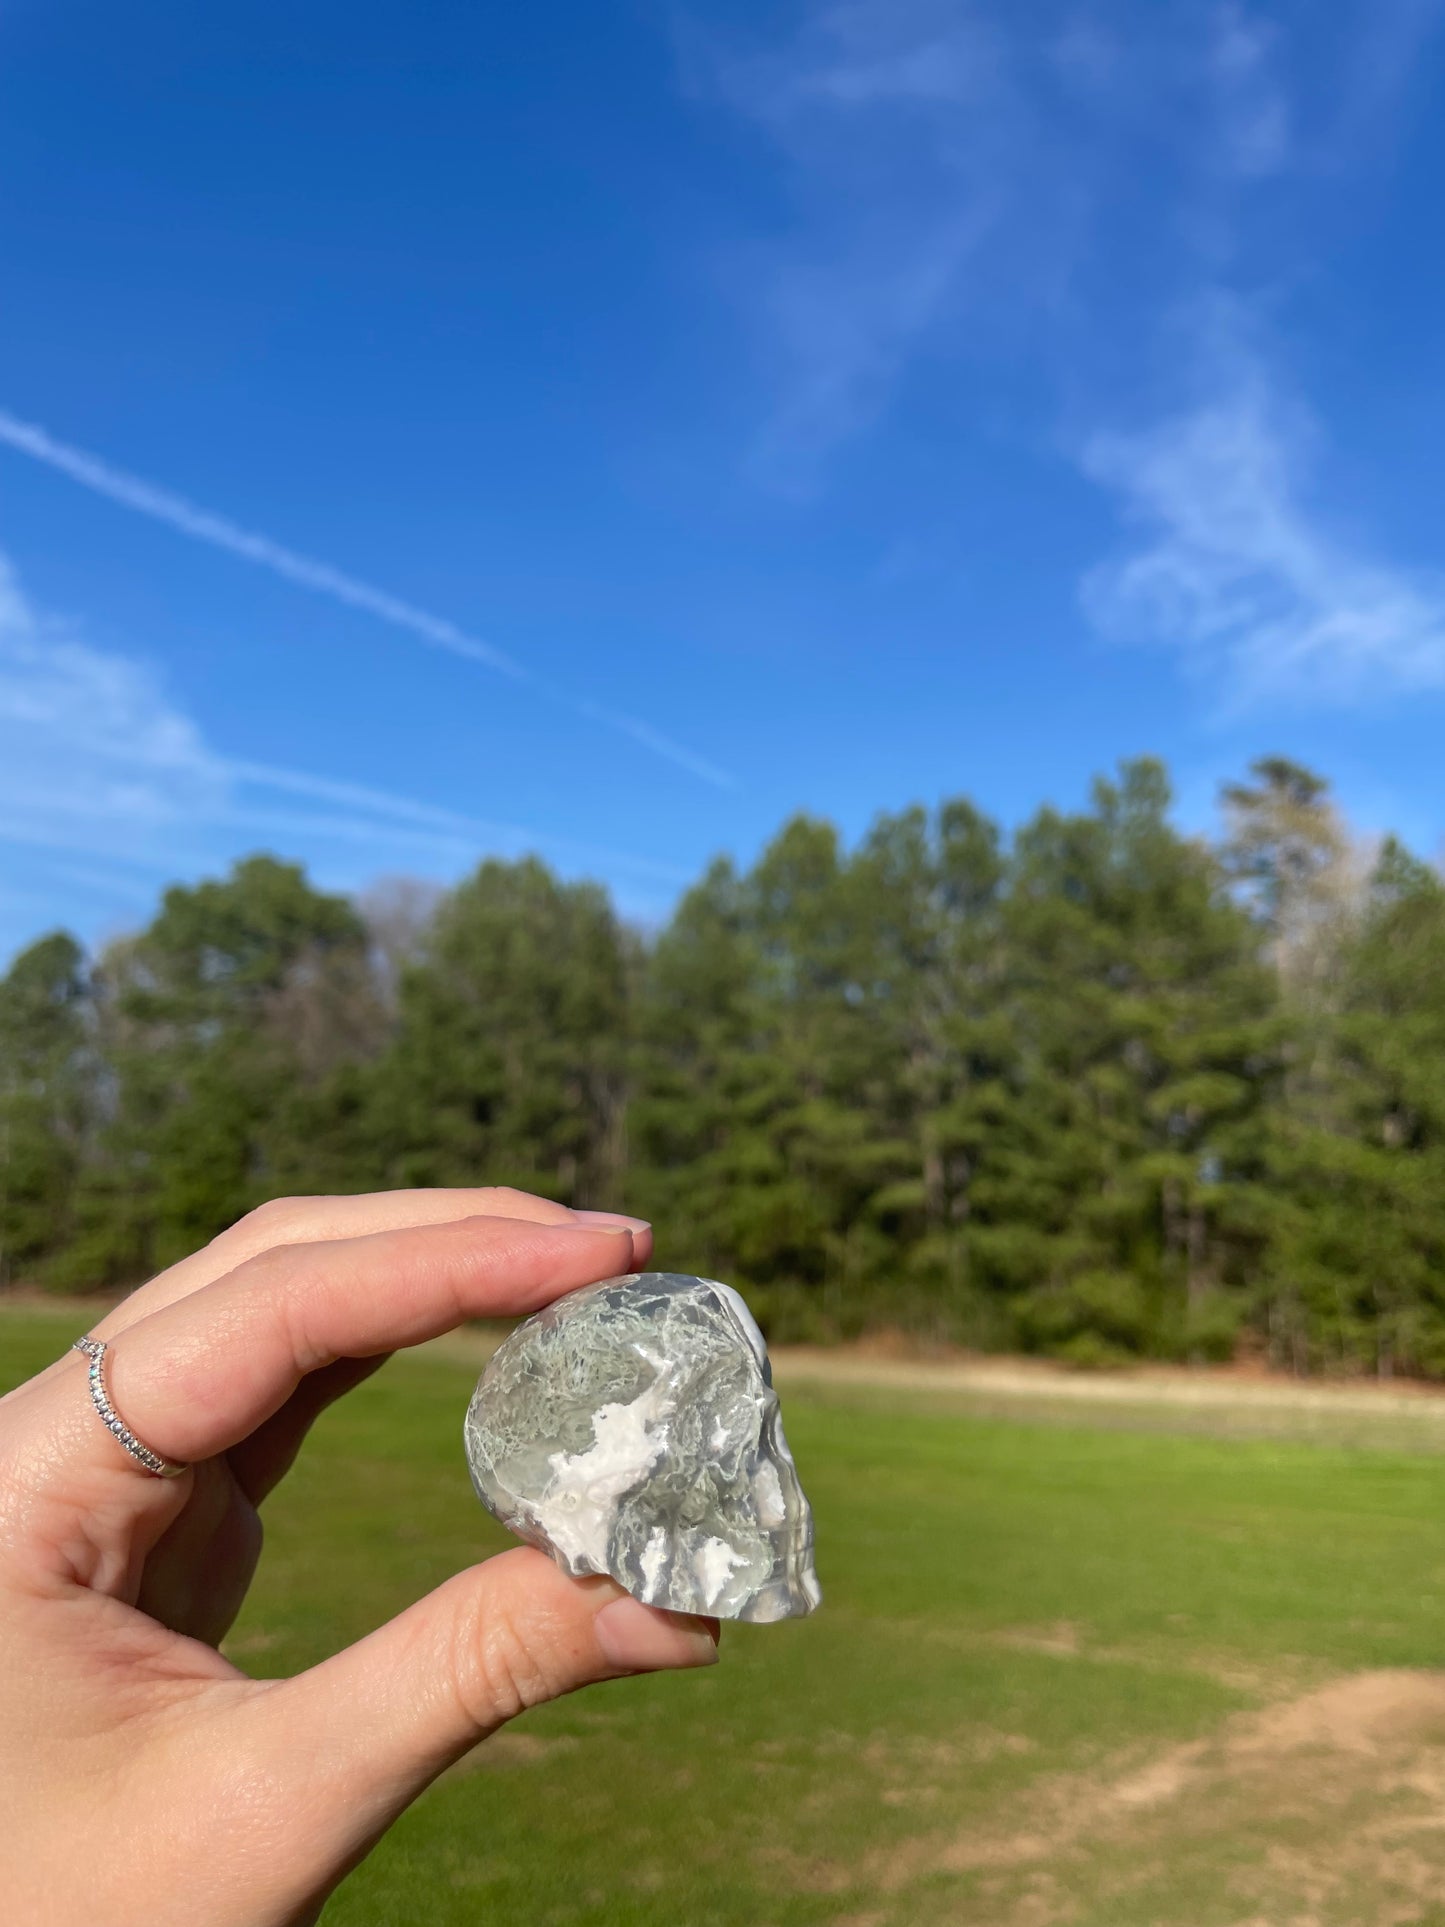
[71,1336,189,1479]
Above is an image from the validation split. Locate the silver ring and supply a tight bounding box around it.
[71,1336,189,1479]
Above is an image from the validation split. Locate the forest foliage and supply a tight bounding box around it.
[4,755,1444,1375]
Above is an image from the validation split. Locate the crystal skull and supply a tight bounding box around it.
[463,1272,821,1623]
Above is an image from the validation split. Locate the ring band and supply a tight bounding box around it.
[72,1336,189,1479]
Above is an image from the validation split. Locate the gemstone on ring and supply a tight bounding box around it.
[71,1336,190,1479]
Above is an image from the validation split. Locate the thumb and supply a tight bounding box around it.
[248,1547,718,1863]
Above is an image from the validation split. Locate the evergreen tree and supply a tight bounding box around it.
[634,808,1005,1338]
[977,762,1277,1363]
[372,857,631,1204]
[0,932,91,1285]
[828,800,1006,1337]
[63,856,375,1281]
[630,855,770,1283]
[1263,839,1445,1374]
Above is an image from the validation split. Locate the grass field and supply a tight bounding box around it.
[10,1309,1445,1926]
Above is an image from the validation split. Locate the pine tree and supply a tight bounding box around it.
[0,932,91,1285]
[371,858,631,1204]
[975,761,1277,1363]
[1263,839,1445,1374]
[62,856,375,1282]
[830,800,1006,1339]
[629,855,769,1283]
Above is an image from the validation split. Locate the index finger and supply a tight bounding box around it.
[93,1187,646,1338]
[36,1215,639,1482]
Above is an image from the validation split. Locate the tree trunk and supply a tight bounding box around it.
[1186,1201,1208,1311]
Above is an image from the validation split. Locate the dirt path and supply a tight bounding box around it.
[843,1669,1445,1925]
[768,1345,1445,1418]
[404,1326,1445,1448]
[413,1319,1445,1415]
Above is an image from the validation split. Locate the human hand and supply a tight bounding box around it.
[0,1189,720,1926]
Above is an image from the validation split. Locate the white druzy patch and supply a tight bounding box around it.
[463,1273,821,1623]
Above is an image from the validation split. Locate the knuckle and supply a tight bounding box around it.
[206,1237,312,1360]
[241,1195,313,1238]
[236,1238,306,1290]
[202,1195,319,1270]
[238,1240,322,1355]
[454,1585,575,1729]
[477,1185,546,1216]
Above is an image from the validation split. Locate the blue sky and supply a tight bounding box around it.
[3,0,1445,962]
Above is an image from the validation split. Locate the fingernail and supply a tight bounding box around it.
[574,1210,652,1234]
[594,1594,720,1673]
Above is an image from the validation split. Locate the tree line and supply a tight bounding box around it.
[4,755,1444,1375]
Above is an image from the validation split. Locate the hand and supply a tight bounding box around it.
[0,1189,720,1927]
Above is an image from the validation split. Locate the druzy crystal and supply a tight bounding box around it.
[463,1272,821,1623]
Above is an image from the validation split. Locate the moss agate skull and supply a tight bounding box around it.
[463,1273,821,1623]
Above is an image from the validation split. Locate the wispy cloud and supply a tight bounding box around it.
[697,0,1440,484]
[696,0,1020,484]
[1208,3,1291,179]
[695,0,1445,709]
[218,758,689,883]
[0,409,732,789]
[1080,345,1445,700]
[0,558,226,865]
[0,552,688,954]
[694,0,1239,480]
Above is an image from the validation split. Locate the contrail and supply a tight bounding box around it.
[0,407,733,788]
[227,757,694,882]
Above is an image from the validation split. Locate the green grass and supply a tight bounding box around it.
[10,1308,1445,1925]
